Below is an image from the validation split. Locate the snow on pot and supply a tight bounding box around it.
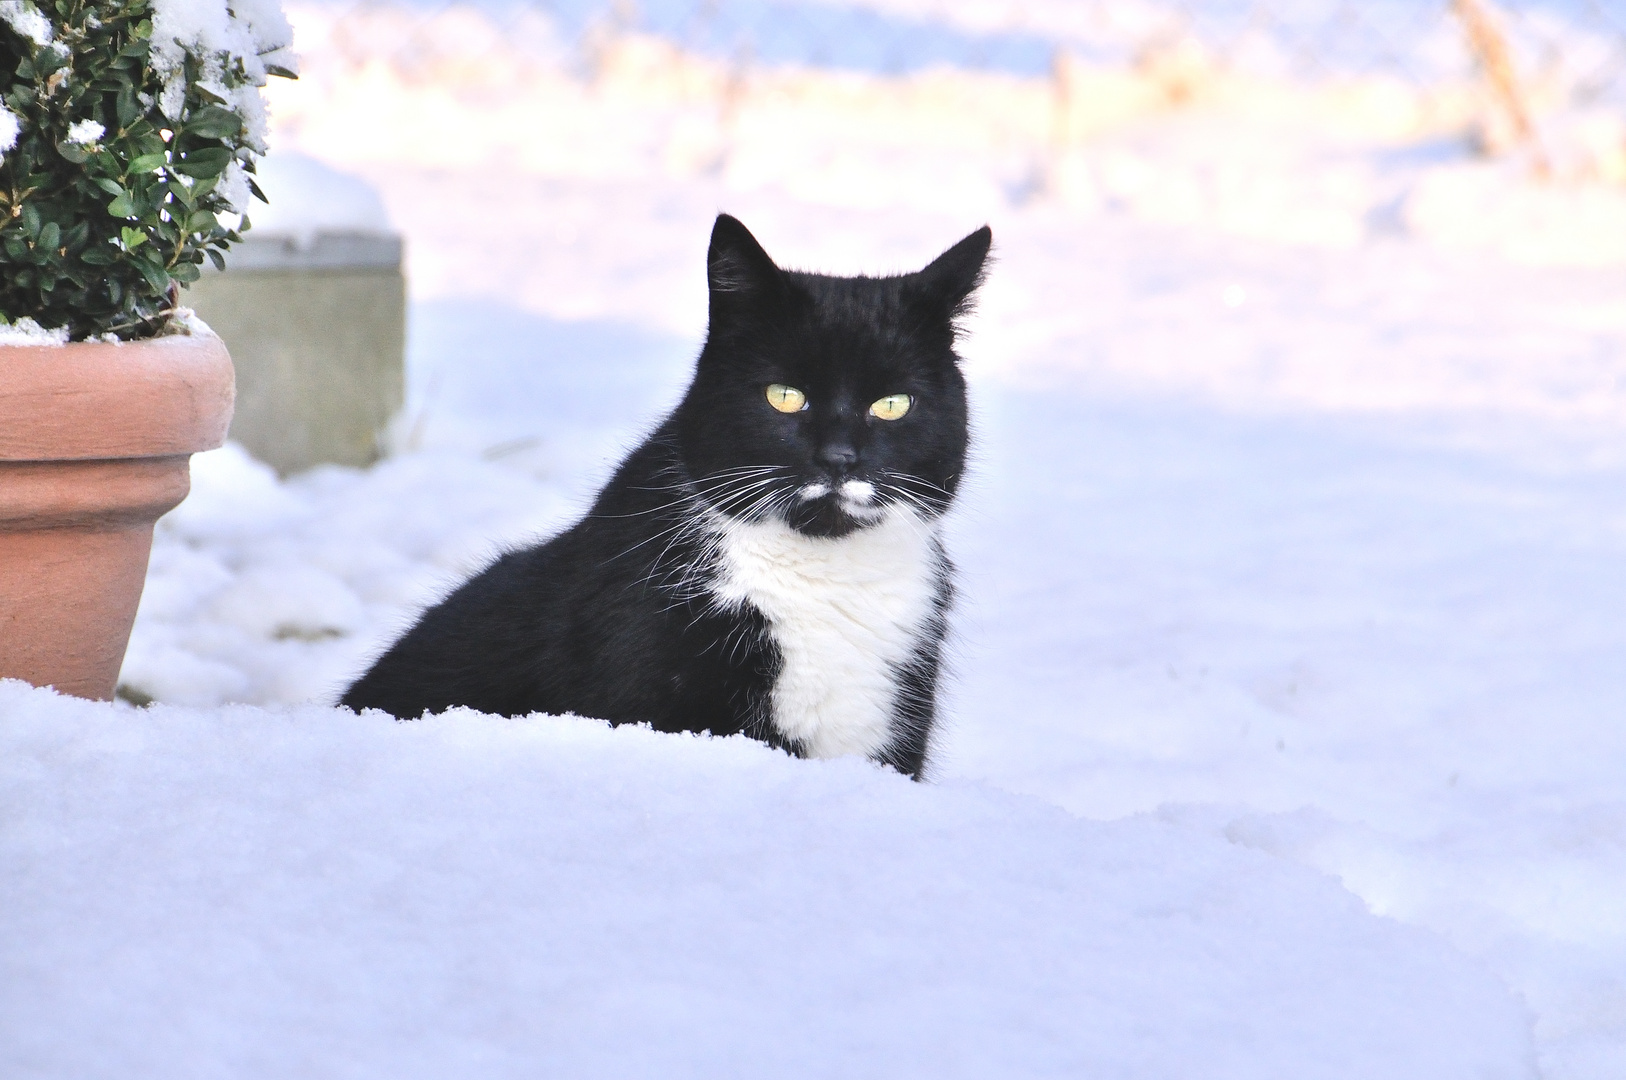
[0,0,293,697]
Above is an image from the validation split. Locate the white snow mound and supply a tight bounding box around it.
[1,680,1534,1078]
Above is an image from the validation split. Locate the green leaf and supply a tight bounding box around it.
[135,258,170,295]
[57,142,92,164]
[186,209,218,233]
[173,147,231,178]
[39,222,60,251]
[169,261,199,283]
[120,226,146,249]
[128,152,168,174]
[116,86,139,126]
[79,248,115,266]
[93,177,125,197]
[20,204,40,239]
[107,193,136,218]
[184,107,240,139]
[206,247,225,271]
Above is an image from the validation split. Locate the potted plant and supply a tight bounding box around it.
[0,0,293,699]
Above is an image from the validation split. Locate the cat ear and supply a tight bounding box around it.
[707,214,784,302]
[912,225,993,321]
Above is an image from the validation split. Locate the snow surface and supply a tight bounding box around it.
[269,1,1626,267]
[0,103,19,157]
[9,2,1626,1075]
[247,152,395,243]
[0,316,69,344]
[0,0,53,47]
[0,681,1537,1079]
[63,118,103,145]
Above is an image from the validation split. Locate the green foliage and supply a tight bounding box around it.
[1,0,288,339]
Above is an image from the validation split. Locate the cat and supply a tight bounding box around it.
[341,214,990,779]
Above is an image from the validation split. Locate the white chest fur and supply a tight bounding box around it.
[708,509,940,760]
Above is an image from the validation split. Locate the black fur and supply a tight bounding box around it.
[341,215,990,778]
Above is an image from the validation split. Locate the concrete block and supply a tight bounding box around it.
[184,231,406,476]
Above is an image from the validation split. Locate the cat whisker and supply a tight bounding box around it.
[606,465,787,521]
[608,467,795,576]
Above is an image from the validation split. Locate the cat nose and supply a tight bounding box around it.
[818,442,858,475]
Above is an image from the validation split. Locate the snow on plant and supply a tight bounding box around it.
[0,0,294,340]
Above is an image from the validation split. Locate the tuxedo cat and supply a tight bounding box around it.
[342,215,990,779]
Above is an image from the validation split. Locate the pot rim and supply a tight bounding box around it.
[0,326,235,462]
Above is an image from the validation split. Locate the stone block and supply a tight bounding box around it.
[185,231,405,475]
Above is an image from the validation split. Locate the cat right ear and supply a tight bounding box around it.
[707,214,784,302]
[913,225,993,323]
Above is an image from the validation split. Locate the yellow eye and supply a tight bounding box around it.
[869,394,912,421]
[766,384,807,413]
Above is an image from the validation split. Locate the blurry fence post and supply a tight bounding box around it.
[1452,0,1548,170]
[1045,46,1073,200]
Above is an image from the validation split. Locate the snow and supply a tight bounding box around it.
[247,152,395,243]
[267,1,1626,268]
[0,316,69,344]
[9,1,1626,1075]
[0,0,53,47]
[0,681,1537,1079]
[63,118,103,145]
[149,0,294,148]
[0,104,18,157]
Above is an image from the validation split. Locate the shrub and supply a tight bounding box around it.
[0,0,293,340]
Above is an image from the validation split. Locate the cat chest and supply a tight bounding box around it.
[708,513,940,760]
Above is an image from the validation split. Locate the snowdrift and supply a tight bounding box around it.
[1,680,1534,1078]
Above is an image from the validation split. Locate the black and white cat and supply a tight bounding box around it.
[341,214,990,779]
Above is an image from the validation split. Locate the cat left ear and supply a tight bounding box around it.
[707,214,785,302]
[912,225,993,321]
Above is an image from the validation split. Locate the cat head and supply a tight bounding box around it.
[675,214,990,539]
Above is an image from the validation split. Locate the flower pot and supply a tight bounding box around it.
[0,327,234,700]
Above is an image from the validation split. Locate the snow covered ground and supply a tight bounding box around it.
[9,2,1626,1076]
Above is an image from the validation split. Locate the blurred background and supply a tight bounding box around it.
[219,0,1626,464]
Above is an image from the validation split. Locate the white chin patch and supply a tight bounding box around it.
[799,482,831,501]
[840,479,877,504]
[839,479,882,520]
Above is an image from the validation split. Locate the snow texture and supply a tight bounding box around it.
[63,118,103,145]
[0,315,69,344]
[248,152,395,243]
[0,680,1536,1079]
[0,0,52,46]
[149,0,294,148]
[0,104,18,156]
[268,0,1626,268]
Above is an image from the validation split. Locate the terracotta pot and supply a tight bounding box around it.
[0,328,235,700]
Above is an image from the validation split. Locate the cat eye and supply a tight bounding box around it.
[869,394,912,421]
[765,384,808,413]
